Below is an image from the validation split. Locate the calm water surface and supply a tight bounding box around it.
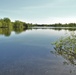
[0,29,76,75]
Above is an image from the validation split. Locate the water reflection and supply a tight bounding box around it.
[32,27,76,31]
[0,28,76,75]
[1,27,76,37]
[0,28,26,36]
[51,32,76,73]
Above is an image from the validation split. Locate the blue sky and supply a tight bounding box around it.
[0,0,76,24]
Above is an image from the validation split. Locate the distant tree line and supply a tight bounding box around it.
[0,18,76,28]
[0,17,76,36]
[50,23,76,27]
[32,23,76,27]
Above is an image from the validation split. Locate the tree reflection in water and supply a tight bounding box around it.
[0,28,26,37]
[51,32,76,73]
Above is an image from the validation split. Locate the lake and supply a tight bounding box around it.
[0,28,76,75]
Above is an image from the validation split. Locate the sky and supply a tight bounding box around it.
[0,0,76,24]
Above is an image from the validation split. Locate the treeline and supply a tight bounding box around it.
[32,23,76,27]
[0,18,29,36]
[0,17,76,36]
[1,18,76,28]
[50,23,76,27]
[0,18,28,28]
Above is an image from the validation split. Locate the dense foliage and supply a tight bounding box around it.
[51,33,76,65]
[0,18,28,36]
[0,18,28,28]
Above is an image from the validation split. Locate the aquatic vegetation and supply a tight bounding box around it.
[52,33,76,65]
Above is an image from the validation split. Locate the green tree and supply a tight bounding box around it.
[0,22,2,27]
